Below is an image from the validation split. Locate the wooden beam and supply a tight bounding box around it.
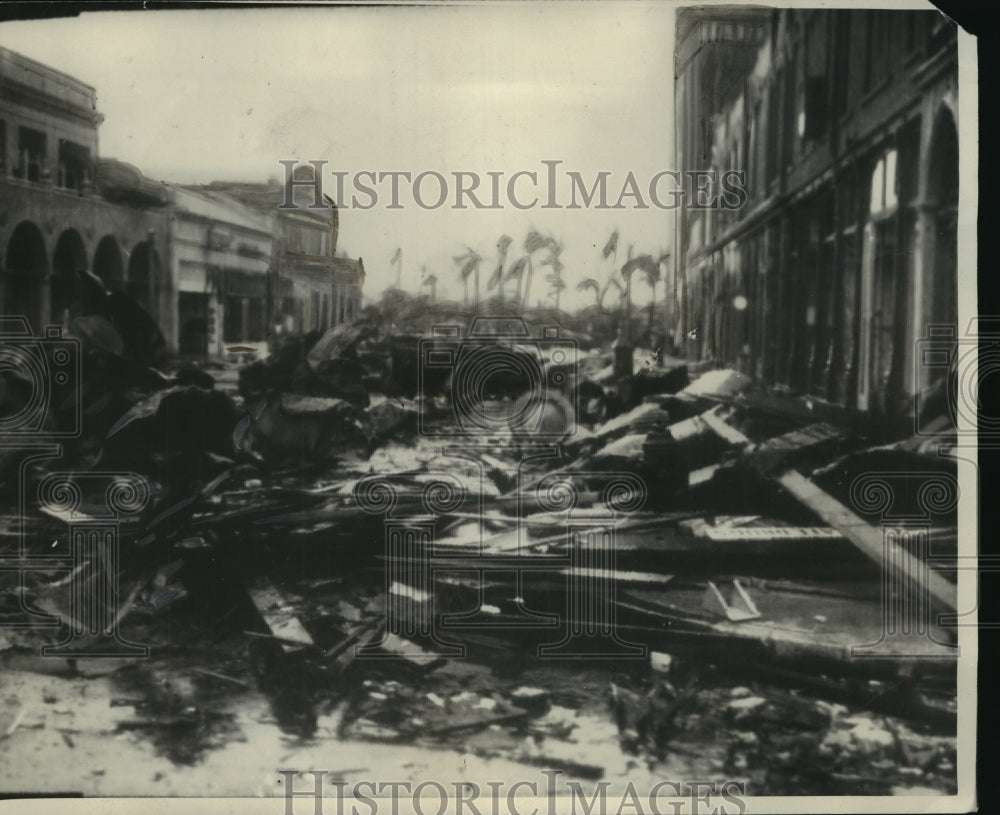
[776,470,956,611]
[246,578,315,654]
[699,406,753,446]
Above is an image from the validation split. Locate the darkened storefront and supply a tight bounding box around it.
[216,268,268,345]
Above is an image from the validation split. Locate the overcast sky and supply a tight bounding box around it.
[1,2,675,309]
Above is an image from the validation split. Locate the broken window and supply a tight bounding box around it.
[17,126,46,182]
[58,139,91,191]
[864,11,891,92]
[832,12,851,118]
[285,222,325,256]
[798,17,828,143]
[869,149,898,217]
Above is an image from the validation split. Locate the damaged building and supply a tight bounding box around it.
[194,178,366,343]
[0,46,365,359]
[0,8,970,802]
[0,46,170,334]
[675,8,958,415]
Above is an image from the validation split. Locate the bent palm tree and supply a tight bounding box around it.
[577,278,601,307]
[522,231,551,311]
[453,248,481,310]
[644,257,663,342]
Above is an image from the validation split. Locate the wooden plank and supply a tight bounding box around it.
[776,470,957,611]
[246,578,315,654]
[746,423,846,473]
[700,526,843,541]
[699,407,752,446]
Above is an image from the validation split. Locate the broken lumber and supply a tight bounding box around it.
[699,406,752,446]
[776,470,957,611]
[702,579,762,622]
[246,578,315,654]
[744,423,847,474]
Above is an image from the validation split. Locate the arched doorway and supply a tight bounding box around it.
[928,107,958,330]
[51,229,87,324]
[4,221,48,332]
[93,235,125,292]
[126,238,159,314]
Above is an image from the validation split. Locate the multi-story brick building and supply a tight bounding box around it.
[674,8,959,415]
[198,178,365,342]
[165,185,274,358]
[0,47,169,335]
[0,46,365,360]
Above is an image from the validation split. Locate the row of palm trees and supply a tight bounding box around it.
[576,231,670,342]
[392,230,670,338]
[446,230,566,311]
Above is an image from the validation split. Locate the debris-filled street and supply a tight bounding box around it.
[0,3,974,809]
[0,312,960,797]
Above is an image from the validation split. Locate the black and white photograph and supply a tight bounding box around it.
[0,1,978,812]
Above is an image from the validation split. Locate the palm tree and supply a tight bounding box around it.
[620,249,657,344]
[505,256,529,309]
[643,257,663,344]
[421,266,438,303]
[390,247,402,289]
[603,276,625,323]
[577,278,601,307]
[538,237,565,311]
[656,251,671,351]
[493,235,513,308]
[522,231,550,311]
[453,248,481,310]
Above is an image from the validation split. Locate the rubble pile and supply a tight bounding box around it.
[0,308,960,796]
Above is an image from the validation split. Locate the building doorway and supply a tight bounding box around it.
[178,292,210,357]
[93,235,125,292]
[127,239,160,315]
[51,229,87,324]
[4,221,48,332]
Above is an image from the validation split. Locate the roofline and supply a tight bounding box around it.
[0,46,97,96]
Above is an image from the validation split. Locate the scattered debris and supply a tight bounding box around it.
[0,308,960,794]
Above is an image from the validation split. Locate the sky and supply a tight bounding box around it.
[1,2,676,309]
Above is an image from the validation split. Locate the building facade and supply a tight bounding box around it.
[0,47,169,335]
[166,186,274,358]
[0,46,366,360]
[194,179,366,347]
[674,8,959,415]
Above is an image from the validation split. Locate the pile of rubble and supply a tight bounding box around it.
[0,311,960,795]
